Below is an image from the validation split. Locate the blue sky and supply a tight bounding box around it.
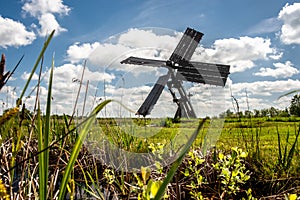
[0,0,300,117]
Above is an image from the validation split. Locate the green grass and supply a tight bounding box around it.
[1,111,300,199]
[217,117,300,180]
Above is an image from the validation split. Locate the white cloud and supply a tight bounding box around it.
[118,28,180,51]
[66,42,100,63]
[88,43,132,68]
[22,63,115,115]
[228,96,273,112]
[44,63,115,85]
[231,79,300,97]
[228,79,300,111]
[22,0,70,17]
[254,61,299,78]
[22,0,70,36]
[0,16,36,48]
[269,52,283,60]
[37,13,67,36]
[21,72,40,80]
[87,28,179,73]
[248,17,282,34]
[194,36,279,73]
[0,85,19,111]
[278,3,300,44]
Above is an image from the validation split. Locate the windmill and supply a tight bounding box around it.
[121,27,230,118]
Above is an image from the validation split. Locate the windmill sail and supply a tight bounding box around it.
[136,74,170,117]
[169,28,203,63]
[120,56,165,68]
[174,61,230,86]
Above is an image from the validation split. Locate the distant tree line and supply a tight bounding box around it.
[221,94,300,118]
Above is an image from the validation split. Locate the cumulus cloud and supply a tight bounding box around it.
[37,13,67,36]
[22,0,70,17]
[117,28,180,50]
[229,79,300,111]
[0,85,19,110]
[66,42,100,63]
[21,71,40,80]
[86,28,180,73]
[22,0,70,36]
[254,61,299,78]
[231,79,300,97]
[278,3,300,44]
[42,63,115,88]
[23,63,115,115]
[46,64,115,114]
[0,16,36,48]
[114,28,180,64]
[88,43,132,68]
[194,36,279,73]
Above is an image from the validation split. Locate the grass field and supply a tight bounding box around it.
[1,114,299,199]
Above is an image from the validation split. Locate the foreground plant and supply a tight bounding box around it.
[58,99,112,199]
[37,56,54,199]
[183,150,205,199]
[213,147,251,199]
[277,125,300,172]
[133,167,164,200]
[153,119,207,200]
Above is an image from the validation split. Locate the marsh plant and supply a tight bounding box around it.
[213,147,252,199]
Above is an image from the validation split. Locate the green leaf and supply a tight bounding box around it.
[141,166,151,185]
[18,30,55,105]
[150,181,162,199]
[183,168,189,177]
[37,102,46,199]
[219,152,225,160]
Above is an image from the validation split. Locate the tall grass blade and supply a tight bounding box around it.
[4,54,24,85]
[286,126,300,170]
[18,30,55,106]
[44,58,54,198]
[37,102,46,199]
[277,127,282,165]
[58,100,112,200]
[283,129,290,166]
[277,89,300,100]
[37,57,54,200]
[153,118,206,200]
[68,60,86,127]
